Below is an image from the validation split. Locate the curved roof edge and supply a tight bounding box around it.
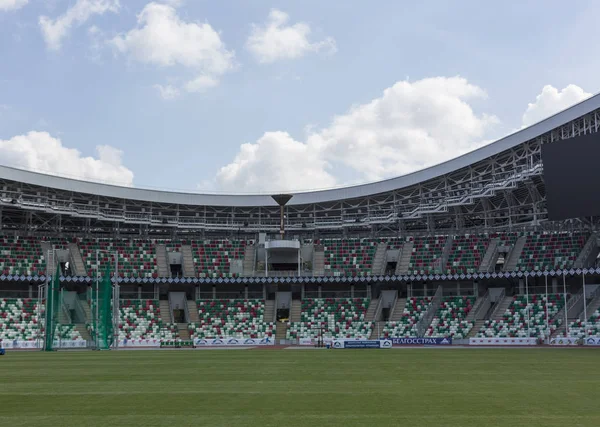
[1,93,599,207]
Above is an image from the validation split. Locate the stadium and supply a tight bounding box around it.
[0,91,600,425]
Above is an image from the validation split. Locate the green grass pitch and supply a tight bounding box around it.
[0,348,598,427]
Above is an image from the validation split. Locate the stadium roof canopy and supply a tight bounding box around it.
[1,93,600,209]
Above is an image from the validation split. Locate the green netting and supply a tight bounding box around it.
[91,266,114,350]
[44,264,61,351]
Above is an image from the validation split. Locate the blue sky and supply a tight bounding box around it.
[0,0,597,193]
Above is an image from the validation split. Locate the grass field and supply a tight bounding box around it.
[0,348,599,427]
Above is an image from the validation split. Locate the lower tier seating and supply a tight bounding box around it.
[568,311,600,337]
[381,297,432,338]
[0,298,40,341]
[287,321,373,339]
[287,298,372,339]
[425,296,475,339]
[189,299,275,339]
[55,324,83,340]
[118,299,177,340]
[477,294,566,338]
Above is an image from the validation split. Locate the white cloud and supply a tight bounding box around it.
[0,131,134,185]
[112,2,234,94]
[184,75,218,93]
[246,9,337,64]
[86,25,105,63]
[153,84,180,100]
[522,84,592,127]
[0,0,28,11]
[213,76,498,192]
[215,132,336,193]
[39,0,120,51]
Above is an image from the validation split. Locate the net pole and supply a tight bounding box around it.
[95,250,99,350]
[37,283,45,351]
[43,249,56,352]
[563,272,569,337]
[582,273,588,337]
[525,275,530,338]
[113,253,119,350]
[544,274,549,341]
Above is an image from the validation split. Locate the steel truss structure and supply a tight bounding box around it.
[0,105,599,239]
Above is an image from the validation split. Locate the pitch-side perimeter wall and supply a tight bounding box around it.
[0,340,86,349]
[469,338,537,346]
[332,339,392,349]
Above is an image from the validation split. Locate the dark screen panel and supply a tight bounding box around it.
[542,132,600,221]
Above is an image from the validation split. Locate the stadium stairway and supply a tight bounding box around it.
[77,299,92,342]
[40,241,53,272]
[574,233,599,268]
[389,298,407,321]
[68,242,86,277]
[467,320,486,338]
[585,294,600,320]
[312,245,325,276]
[58,301,71,325]
[181,245,196,278]
[395,241,414,275]
[503,236,527,271]
[159,300,172,324]
[155,244,169,278]
[290,299,302,322]
[242,245,256,276]
[80,299,91,323]
[479,238,500,273]
[75,324,91,342]
[439,236,454,272]
[371,243,388,275]
[187,300,200,323]
[492,296,514,321]
[264,300,275,323]
[369,321,386,339]
[365,298,380,322]
[554,292,600,337]
[275,322,287,343]
[177,324,190,340]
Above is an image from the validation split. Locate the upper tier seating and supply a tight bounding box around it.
[568,311,600,338]
[79,239,157,278]
[491,232,520,247]
[477,294,566,338]
[445,235,490,274]
[0,231,590,280]
[0,298,40,340]
[189,299,275,339]
[408,236,447,275]
[287,298,373,339]
[381,297,432,338]
[192,240,246,278]
[321,239,376,277]
[118,299,177,340]
[425,296,475,339]
[0,237,45,276]
[383,237,404,251]
[515,232,588,272]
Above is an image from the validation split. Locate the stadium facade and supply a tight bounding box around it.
[1,94,600,349]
